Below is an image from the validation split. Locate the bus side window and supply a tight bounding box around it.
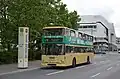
[80,48,83,53]
[74,47,78,53]
[83,48,86,53]
[78,47,81,53]
[70,46,74,53]
[82,34,86,40]
[65,29,70,36]
[65,46,72,53]
[70,30,76,37]
[92,36,93,41]
[65,46,68,53]
[78,32,82,38]
[62,29,65,35]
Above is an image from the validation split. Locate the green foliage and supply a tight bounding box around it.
[0,0,81,64]
[0,51,17,64]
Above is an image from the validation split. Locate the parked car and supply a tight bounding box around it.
[94,51,106,54]
[101,52,106,54]
[118,51,120,53]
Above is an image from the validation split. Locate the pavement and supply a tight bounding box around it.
[1,53,120,79]
[0,60,41,76]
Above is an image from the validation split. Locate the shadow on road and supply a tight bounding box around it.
[40,63,90,70]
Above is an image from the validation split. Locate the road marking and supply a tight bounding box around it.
[107,60,110,62]
[107,67,112,70]
[91,73,100,78]
[0,67,40,76]
[75,66,86,69]
[117,64,119,66]
[46,70,64,76]
[105,60,110,63]
[100,61,105,63]
[93,62,97,65]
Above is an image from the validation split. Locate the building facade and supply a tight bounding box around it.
[77,15,117,52]
[116,37,120,51]
[108,23,117,51]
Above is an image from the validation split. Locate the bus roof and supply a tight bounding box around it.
[43,26,68,29]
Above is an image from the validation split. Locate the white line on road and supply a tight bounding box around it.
[106,60,110,62]
[107,67,112,70]
[0,67,40,76]
[93,62,97,65]
[91,73,100,78]
[100,61,105,63]
[46,70,64,76]
[75,66,86,69]
[117,64,119,66]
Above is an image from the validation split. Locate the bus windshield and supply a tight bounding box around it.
[43,44,64,55]
[43,28,64,36]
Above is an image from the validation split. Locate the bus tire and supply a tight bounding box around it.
[72,58,76,67]
[87,56,90,64]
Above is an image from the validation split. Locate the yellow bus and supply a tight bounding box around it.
[41,26,94,67]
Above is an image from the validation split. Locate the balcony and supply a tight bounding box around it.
[94,38,108,43]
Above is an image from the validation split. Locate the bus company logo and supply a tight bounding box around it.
[81,40,84,44]
[77,39,81,44]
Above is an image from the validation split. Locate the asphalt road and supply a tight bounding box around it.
[1,53,120,79]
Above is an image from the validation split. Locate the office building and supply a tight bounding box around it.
[77,15,117,52]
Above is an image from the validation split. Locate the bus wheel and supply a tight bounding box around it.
[72,58,76,67]
[87,56,90,64]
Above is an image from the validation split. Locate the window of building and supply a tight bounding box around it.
[88,26,93,28]
[83,26,87,28]
[79,25,96,28]
[118,41,120,43]
[79,26,83,28]
[94,25,97,28]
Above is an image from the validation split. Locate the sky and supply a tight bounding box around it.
[62,0,120,37]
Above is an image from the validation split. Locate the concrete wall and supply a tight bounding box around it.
[108,23,116,45]
[95,23,107,38]
[78,23,107,38]
[79,15,116,44]
[80,15,110,28]
[80,15,96,23]
[116,37,120,50]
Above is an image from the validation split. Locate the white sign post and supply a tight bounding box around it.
[18,27,29,69]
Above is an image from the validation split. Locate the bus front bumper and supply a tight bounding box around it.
[41,62,67,67]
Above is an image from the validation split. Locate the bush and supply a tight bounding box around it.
[0,51,18,64]
[0,49,41,65]
[35,51,42,60]
[0,52,12,64]
[28,49,42,60]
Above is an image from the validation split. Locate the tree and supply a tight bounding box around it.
[0,0,81,63]
[0,0,13,52]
